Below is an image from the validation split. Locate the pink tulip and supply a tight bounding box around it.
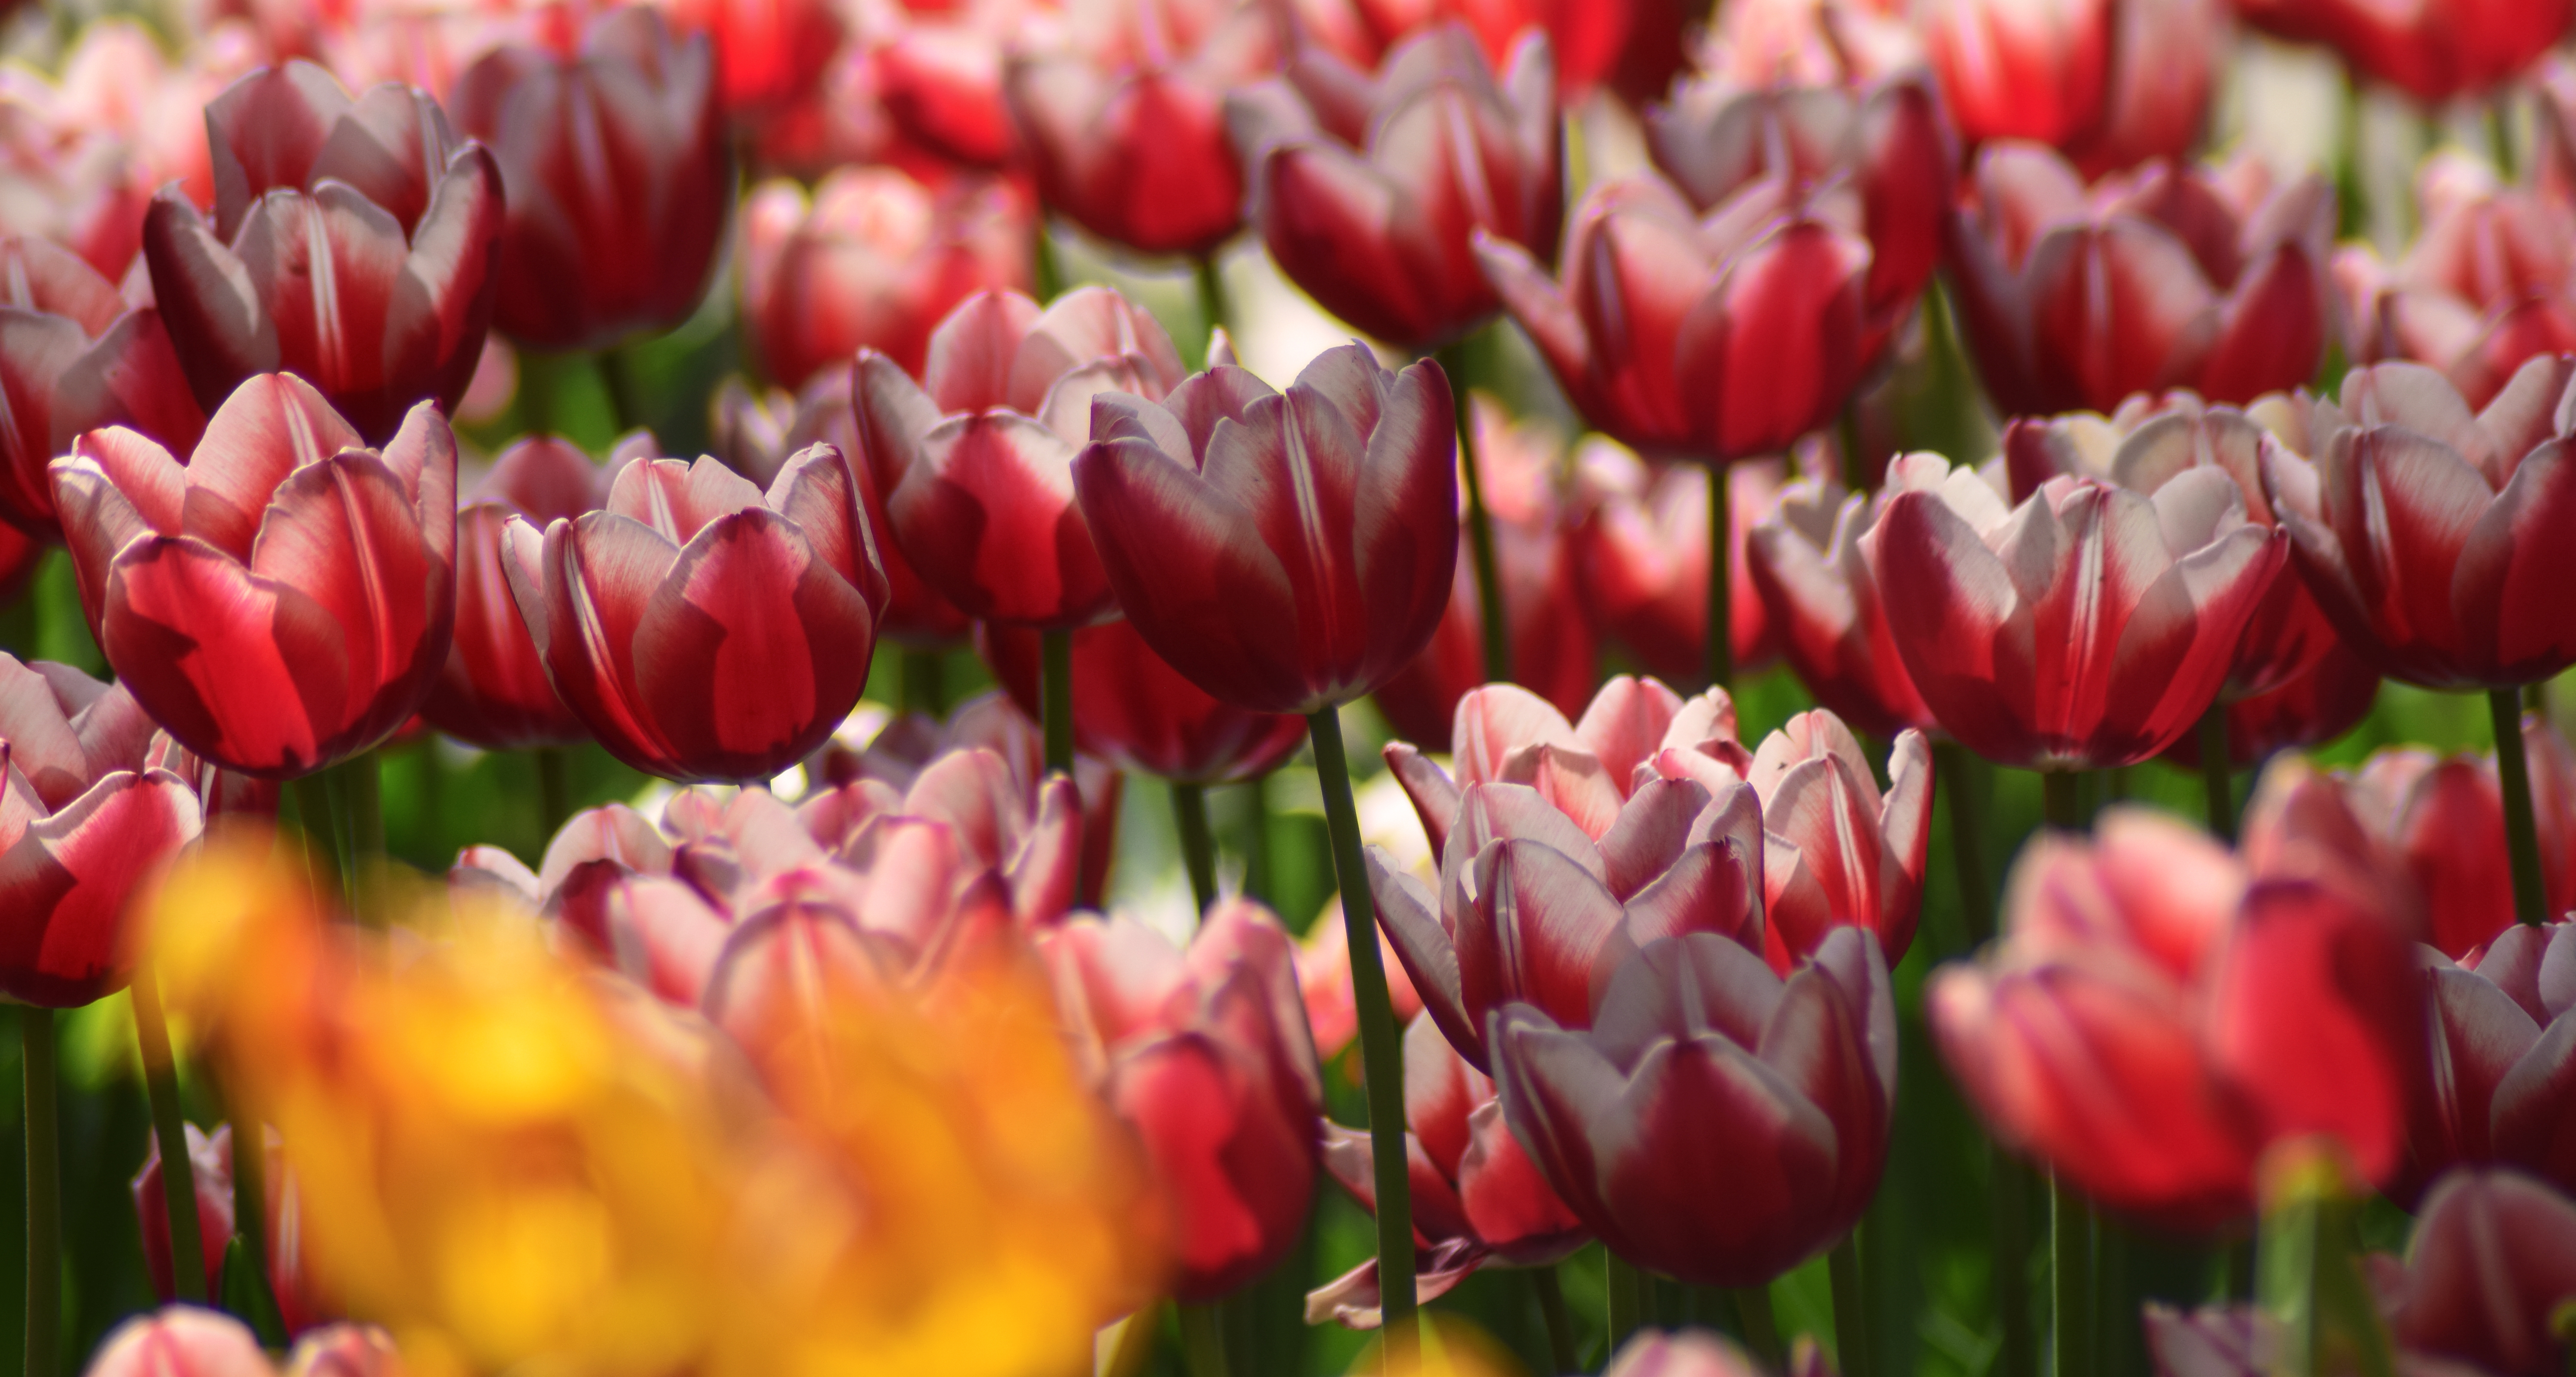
[1571,448,1784,685]
[1727,710,1932,972]
[1284,0,1638,99]
[52,374,457,779]
[1294,911,1426,1062]
[81,1308,274,1377]
[2388,1168,2576,1376]
[2338,155,2576,411]
[860,0,1035,169]
[2336,720,2576,959]
[1745,461,1939,739]
[1601,1329,1829,1377]
[2406,921,2576,1204]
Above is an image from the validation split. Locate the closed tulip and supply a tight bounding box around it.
[1073,343,1458,714]
[51,374,458,779]
[1946,146,2334,417]
[1745,462,1938,739]
[143,62,504,446]
[1227,24,1559,351]
[449,7,732,351]
[1920,0,2221,175]
[739,167,1030,391]
[860,0,1033,169]
[1285,0,1637,99]
[2388,1168,2576,1376]
[857,287,1186,628]
[1571,447,1784,686]
[1491,927,1895,1287]
[2233,0,2570,105]
[2336,720,2576,958]
[131,1122,329,1335]
[501,444,888,782]
[661,0,844,114]
[978,618,1306,784]
[1930,810,2423,1225]
[2260,356,2576,689]
[2406,921,2576,1203]
[82,1309,275,1377]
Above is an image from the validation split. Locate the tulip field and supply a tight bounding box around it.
[5,0,2576,1374]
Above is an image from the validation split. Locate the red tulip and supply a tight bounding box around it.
[1228,23,1559,351]
[2337,721,2576,960]
[0,236,207,535]
[978,618,1306,783]
[1745,462,1938,739]
[2234,0,2570,104]
[143,62,504,447]
[500,443,887,783]
[1073,344,1458,714]
[860,0,1036,169]
[711,371,974,647]
[1946,146,2333,418]
[1719,710,1932,971]
[2406,921,2576,1207]
[855,287,1186,629]
[131,1121,233,1307]
[1307,1012,1585,1326]
[2161,639,2381,771]
[1284,0,1636,98]
[1042,898,1321,1301]
[145,731,284,822]
[1930,809,2424,1225]
[81,1308,274,1377]
[2389,1168,2576,1376]
[52,374,458,779]
[660,0,844,114]
[1921,0,2221,175]
[0,523,40,609]
[1571,448,1784,684]
[448,7,732,352]
[739,167,1030,391]
[1490,927,1895,1286]
[1864,457,2286,770]
[1478,171,1873,460]
[1002,0,1276,258]
[1374,399,1599,750]
[1294,906,1425,1061]
[2259,356,2576,690]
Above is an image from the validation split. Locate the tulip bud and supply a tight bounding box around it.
[82,1308,274,1377]
[131,1122,234,1306]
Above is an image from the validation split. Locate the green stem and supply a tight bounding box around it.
[1838,400,1868,493]
[1242,773,1273,909]
[2198,704,2236,843]
[228,1105,273,1329]
[1306,707,1416,1349]
[1033,212,1064,303]
[1830,1231,1871,1377]
[2052,1176,2096,1377]
[2490,97,2517,181]
[1436,342,1510,687]
[2041,770,2083,833]
[130,967,206,1304]
[1995,1153,2036,1377]
[535,746,572,839]
[342,752,383,926]
[1733,1285,1783,1370]
[1041,629,1074,777]
[1530,1265,1577,1375]
[1705,464,1734,691]
[1178,1301,1229,1377]
[1172,782,1218,916]
[2491,688,2549,925]
[1605,1253,1643,1352]
[1936,743,1996,950]
[291,772,343,904]
[597,346,645,436]
[899,647,946,719]
[1194,255,1228,369]
[21,1007,58,1377]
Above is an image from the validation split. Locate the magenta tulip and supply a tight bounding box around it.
[2388,1168,2576,1376]
[2406,920,2576,1200]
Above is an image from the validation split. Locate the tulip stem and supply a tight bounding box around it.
[2490,688,2549,925]
[535,747,572,837]
[2197,706,2236,842]
[1041,630,1074,777]
[1993,1153,2036,1377]
[1306,706,1417,1353]
[598,346,645,435]
[1242,773,1274,908]
[899,648,946,718]
[1172,782,1218,915]
[2051,1176,2096,1377]
[2040,770,2083,833]
[1178,1301,1229,1377]
[1706,464,1734,691]
[1605,1254,1643,1350]
[342,753,383,925]
[1935,743,1995,950]
[1194,255,1228,369]
[131,966,207,1304]
[1732,1285,1783,1369]
[21,1007,58,1377]
[1436,343,1510,686]
[291,773,345,905]
[228,1104,270,1316]
[1830,1232,1872,1377]
[1529,1265,1577,1374]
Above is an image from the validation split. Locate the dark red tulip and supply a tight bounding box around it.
[82,1309,273,1377]
[2260,356,2576,690]
[52,374,458,779]
[1479,172,1873,460]
[1931,810,2424,1225]
[1042,898,1321,1301]
[661,0,844,114]
[0,523,39,610]
[2337,155,2576,411]
[1571,448,1784,682]
[1946,146,2334,418]
[2406,921,2576,1206]
[1863,459,2287,770]
[1745,462,1938,739]
[449,6,732,352]
[0,236,206,535]
[978,618,1306,784]
[739,167,1030,391]
[712,372,974,648]
[2391,1168,2576,1376]
[857,287,1186,629]
[1285,0,1636,98]
[1002,0,1276,258]
[1491,927,1895,1287]
[1375,400,1599,750]
[501,443,887,783]
[1074,343,1458,714]
[1228,23,1559,351]
[419,434,619,750]
[2234,0,2570,104]
[143,62,504,447]
[1921,0,2221,176]
[1307,1012,1586,1326]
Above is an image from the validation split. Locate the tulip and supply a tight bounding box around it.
[1295,907,1426,1062]
[1725,710,1932,972]
[1920,0,2221,175]
[418,435,617,751]
[739,167,1030,391]
[142,62,505,447]
[1600,1329,1834,1377]
[82,1308,274,1377]
[1285,0,1637,98]
[1044,899,1321,1301]
[2260,356,2576,691]
[2161,640,2381,772]
[1569,446,1784,694]
[449,7,732,352]
[2406,922,2576,1206]
[2338,721,2576,959]
[501,443,887,783]
[1226,24,1560,351]
[1490,927,1896,1286]
[859,0,1031,169]
[1929,810,2424,1225]
[1863,455,2286,770]
[2388,1168,2576,1376]
[856,287,1187,629]
[283,1327,405,1377]
[131,1122,233,1307]
[978,618,1306,784]
[1307,1013,1586,1326]
[2234,0,2570,104]
[1945,146,2334,418]
[659,0,844,114]
[1002,0,1277,258]
[1745,462,1938,739]
[0,236,207,535]
[51,375,458,779]
[146,731,284,822]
